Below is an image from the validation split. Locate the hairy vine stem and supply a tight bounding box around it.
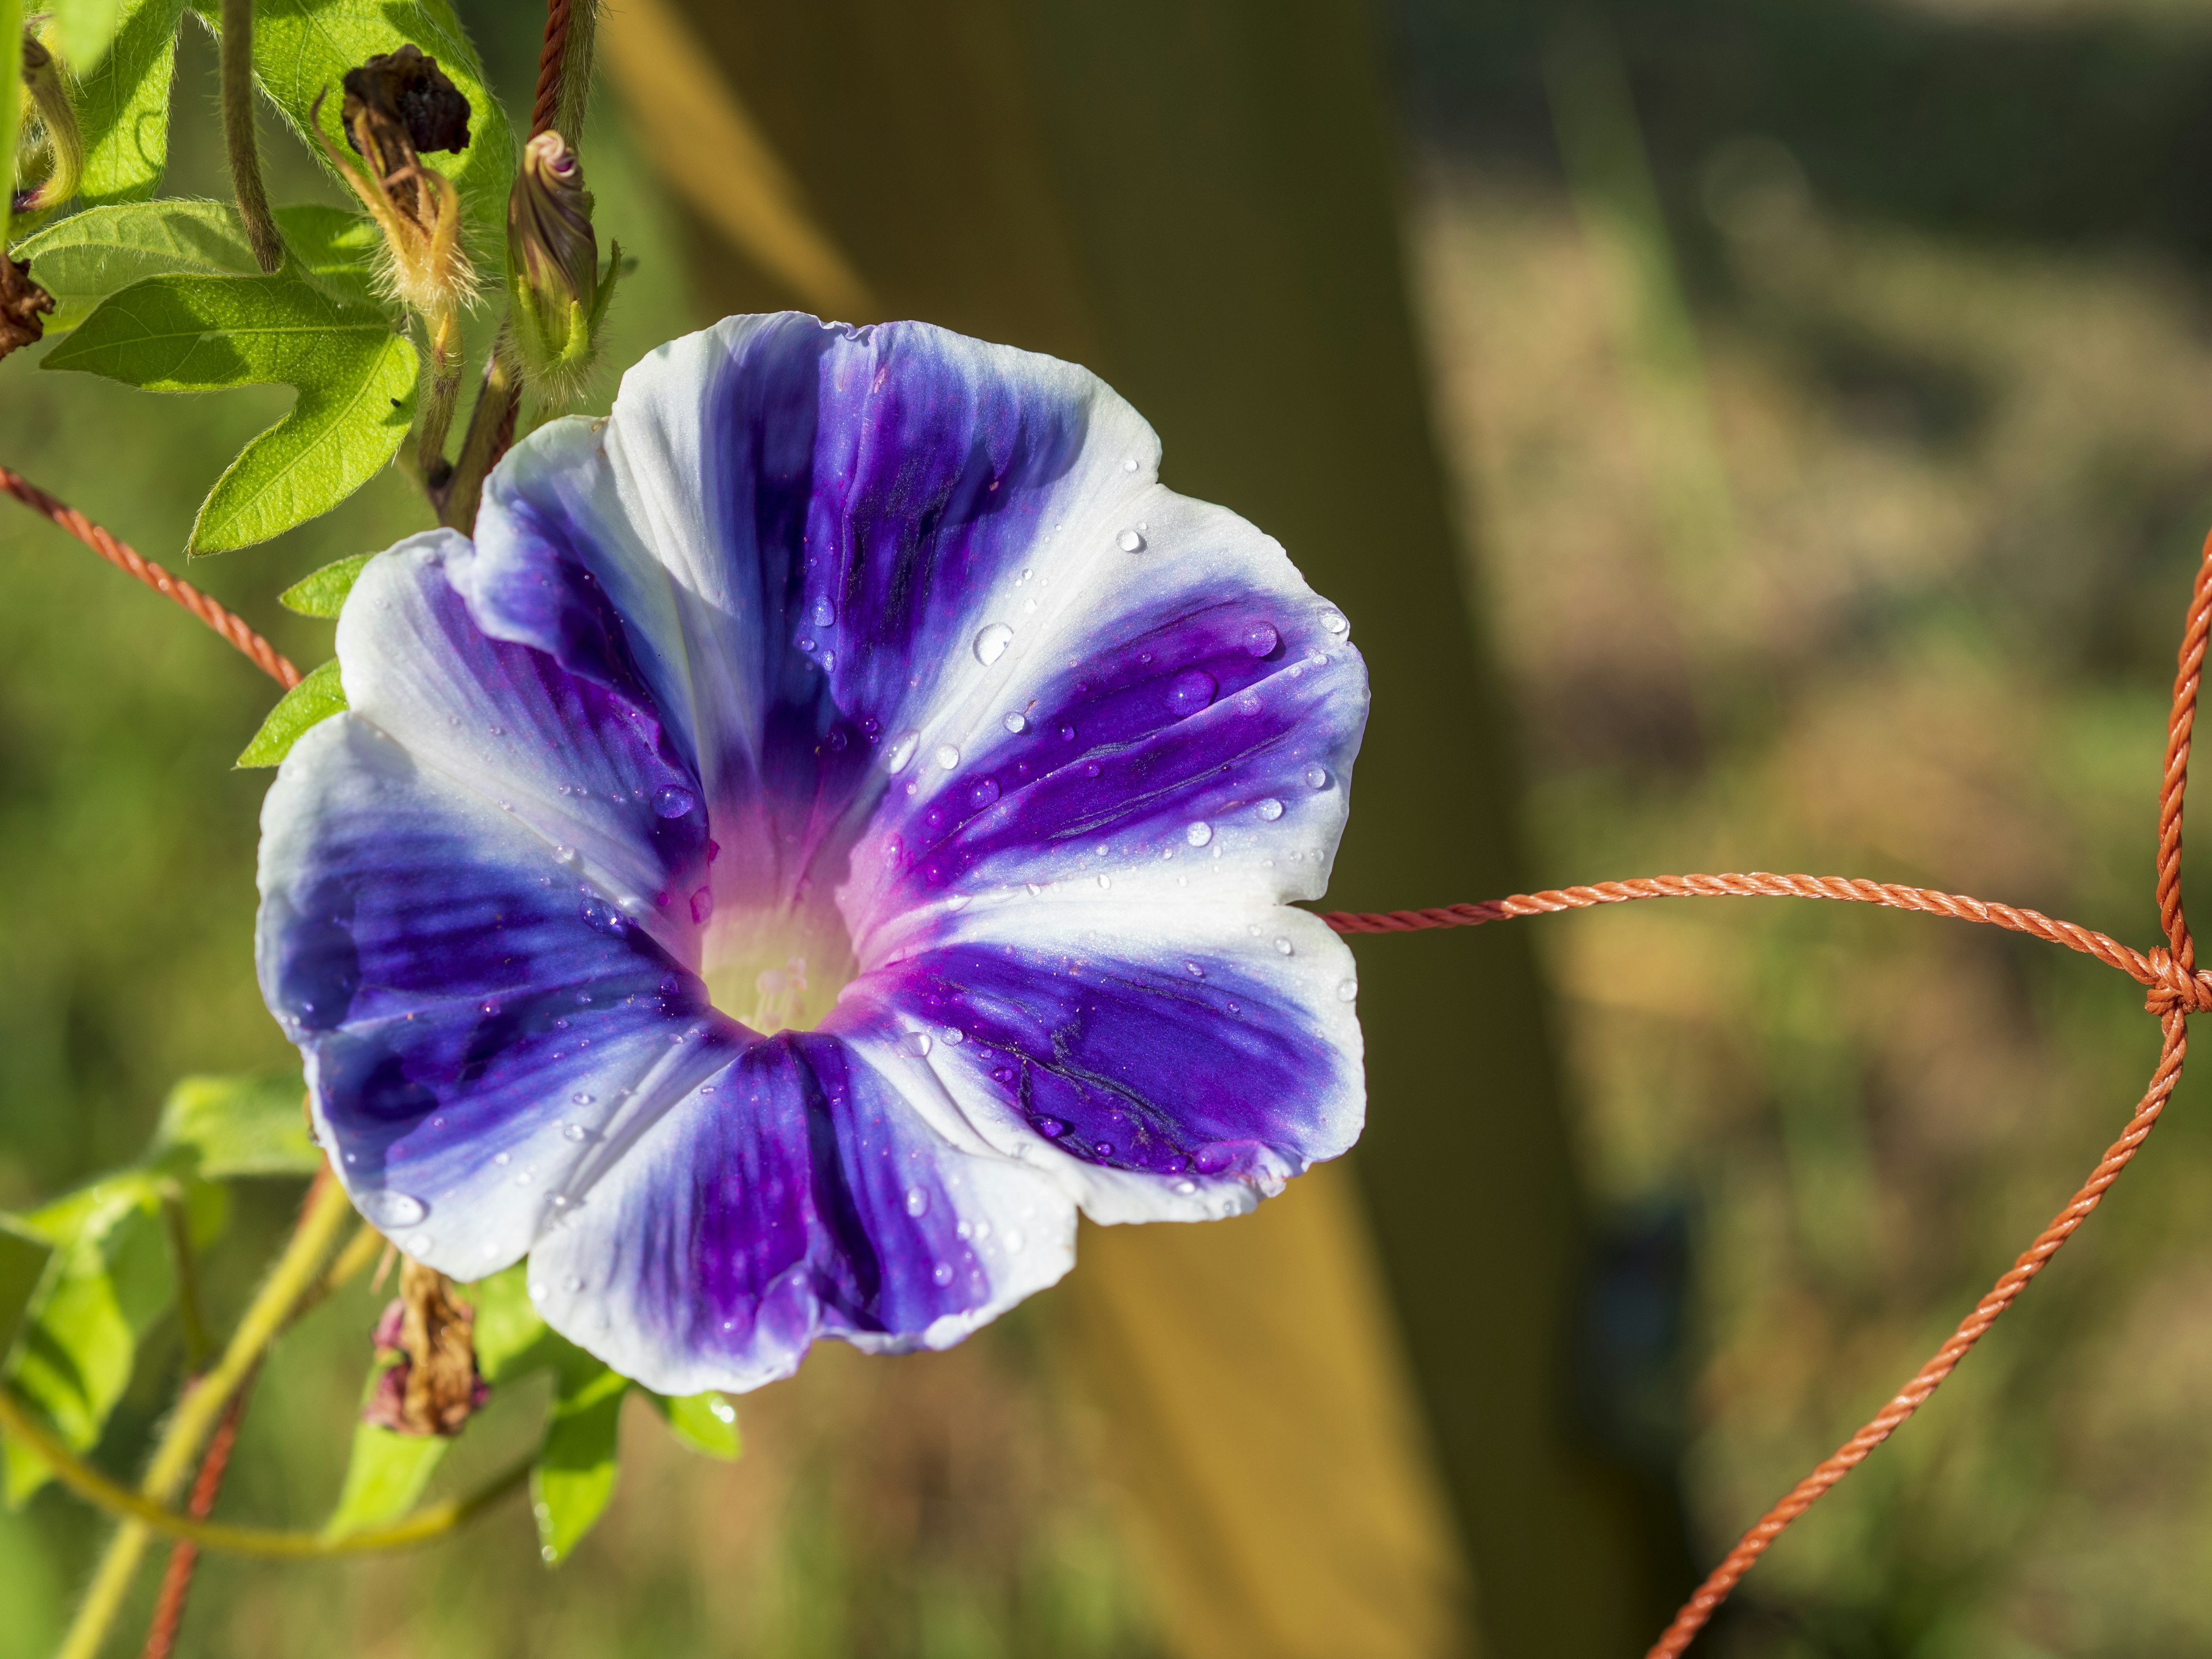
[219,0,283,271]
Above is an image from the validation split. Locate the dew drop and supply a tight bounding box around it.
[885,730,920,773]
[571,1092,593,1105]
[1003,712,1028,734]
[1337,978,1359,1002]
[404,1231,433,1255]
[494,1152,511,1167]
[1183,960,1205,978]
[579,894,626,935]
[360,1190,427,1229]
[902,1029,934,1057]
[1274,937,1295,956]
[933,744,961,772]
[564,1274,585,1293]
[1243,621,1281,658]
[972,622,1014,666]
[564,1123,588,1142]
[1304,763,1330,790]
[652,783,697,818]
[1168,669,1217,717]
[1185,821,1213,847]
[1175,1179,1198,1195]
[810,597,836,627]
[932,1262,955,1287]
[940,1026,965,1045]
[1123,457,1139,472]
[1256,797,1285,821]
[554,844,581,868]
[1117,529,1146,553]
[1036,1116,1069,1139]
[1320,608,1349,635]
[1096,873,1111,889]
[690,886,715,925]
[968,775,1002,811]
[904,1186,930,1218]
[1092,1141,1115,1158]
[1004,1228,1025,1253]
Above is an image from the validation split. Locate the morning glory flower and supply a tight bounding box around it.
[256,315,1369,1395]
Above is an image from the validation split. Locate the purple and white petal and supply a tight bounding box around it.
[525,1025,1075,1395]
[258,714,729,1279]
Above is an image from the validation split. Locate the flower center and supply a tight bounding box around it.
[698,900,858,1037]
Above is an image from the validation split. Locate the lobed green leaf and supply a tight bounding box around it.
[151,1070,320,1179]
[44,271,417,551]
[49,0,131,75]
[16,203,389,336]
[279,551,376,618]
[236,658,347,768]
[67,0,185,206]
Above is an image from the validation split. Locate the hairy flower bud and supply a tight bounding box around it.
[311,45,476,320]
[13,35,84,218]
[505,130,619,406]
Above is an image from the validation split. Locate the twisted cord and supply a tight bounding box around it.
[1,467,300,690]
[531,0,573,139]
[138,1384,251,1659]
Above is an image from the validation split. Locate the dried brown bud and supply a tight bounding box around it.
[341,45,471,157]
[0,255,56,361]
[360,1259,488,1437]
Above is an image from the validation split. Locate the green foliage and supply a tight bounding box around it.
[0,1225,53,1360]
[533,1347,628,1565]
[16,202,388,335]
[67,0,185,206]
[279,551,375,618]
[43,272,417,552]
[236,658,346,768]
[0,1171,222,1505]
[48,0,130,75]
[324,1394,453,1540]
[149,1070,320,1179]
[194,0,516,263]
[649,1388,741,1461]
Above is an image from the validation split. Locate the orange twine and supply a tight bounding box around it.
[1323,526,2212,1654]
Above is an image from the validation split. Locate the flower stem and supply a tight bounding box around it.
[1,0,22,249]
[415,307,464,486]
[55,1173,353,1659]
[438,347,518,532]
[219,0,283,272]
[0,1385,532,1557]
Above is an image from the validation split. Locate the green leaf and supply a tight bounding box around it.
[279,551,374,618]
[0,1223,54,1362]
[1,1173,176,1506]
[194,0,516,265]
[532,1350,628,1565]
[324,1389,452,1539]
[16,203,388,336]
[151,1071,319,1179]
[464,1265,556,1385]
[50,0,131,74]
[43,272,417,552]
[67,0,185,206]
[648,1390,741,1462]
[236,659,346,768]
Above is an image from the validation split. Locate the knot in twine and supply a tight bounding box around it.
[2144,946,2212,1017]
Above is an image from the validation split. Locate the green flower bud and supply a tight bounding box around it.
[505,130,619,406]
[13,35,84,218]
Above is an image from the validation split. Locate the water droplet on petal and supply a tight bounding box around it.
[1168,669,1217,717]
[564,1274,585,1293]
[941,1026,964,1045]
[1183,960,1205,978]
[571,1092,593,1105]
[1320,608,1349,635]
[403,1231,432,1255]
[1337,978,1358,1002]
[1243,621,1281,657]
[1304,764,1330,790]
[360,1190,427,1229]
[932,1262,955,1286]
[652,784,697,818]
[1256,797,1284,821]
[904,1186,930,1217]
[1036,1116,1069,1138]
[935,743,961,770]
[1003,712,1028,734]
[1093,1141,1115,1158]
[885,730,920,772]
[1117,529,1146,553]
[1058,722,1077,743]
[1175,1180,1198,1195]
[968,776,1002,811]
[1185,821,1213,847]
[902,1029,934,1057]
[811,597,836,627]
[1096,873,1111,888]
[564,1123,588,1142]
[690,886,715,924]
[579,894,626,934]
[972,622,1013,666]
[1004,1228,1025,1253]
[494,1152,511,1166]
[554,845,581,869]
[1123,457,1139,472]
[1274,937,1295,956]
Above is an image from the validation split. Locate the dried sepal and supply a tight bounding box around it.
[310,54,476,320]
[361,1257,489,1437]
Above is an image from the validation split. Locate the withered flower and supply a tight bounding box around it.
[0,254,56,361]
[506,130,618,403]
[312,46,476,320]
[361,1257,488,1437]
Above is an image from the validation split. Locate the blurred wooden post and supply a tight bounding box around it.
[631,0,1687,1652]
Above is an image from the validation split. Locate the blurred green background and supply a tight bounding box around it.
[10,0,2212,1653]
